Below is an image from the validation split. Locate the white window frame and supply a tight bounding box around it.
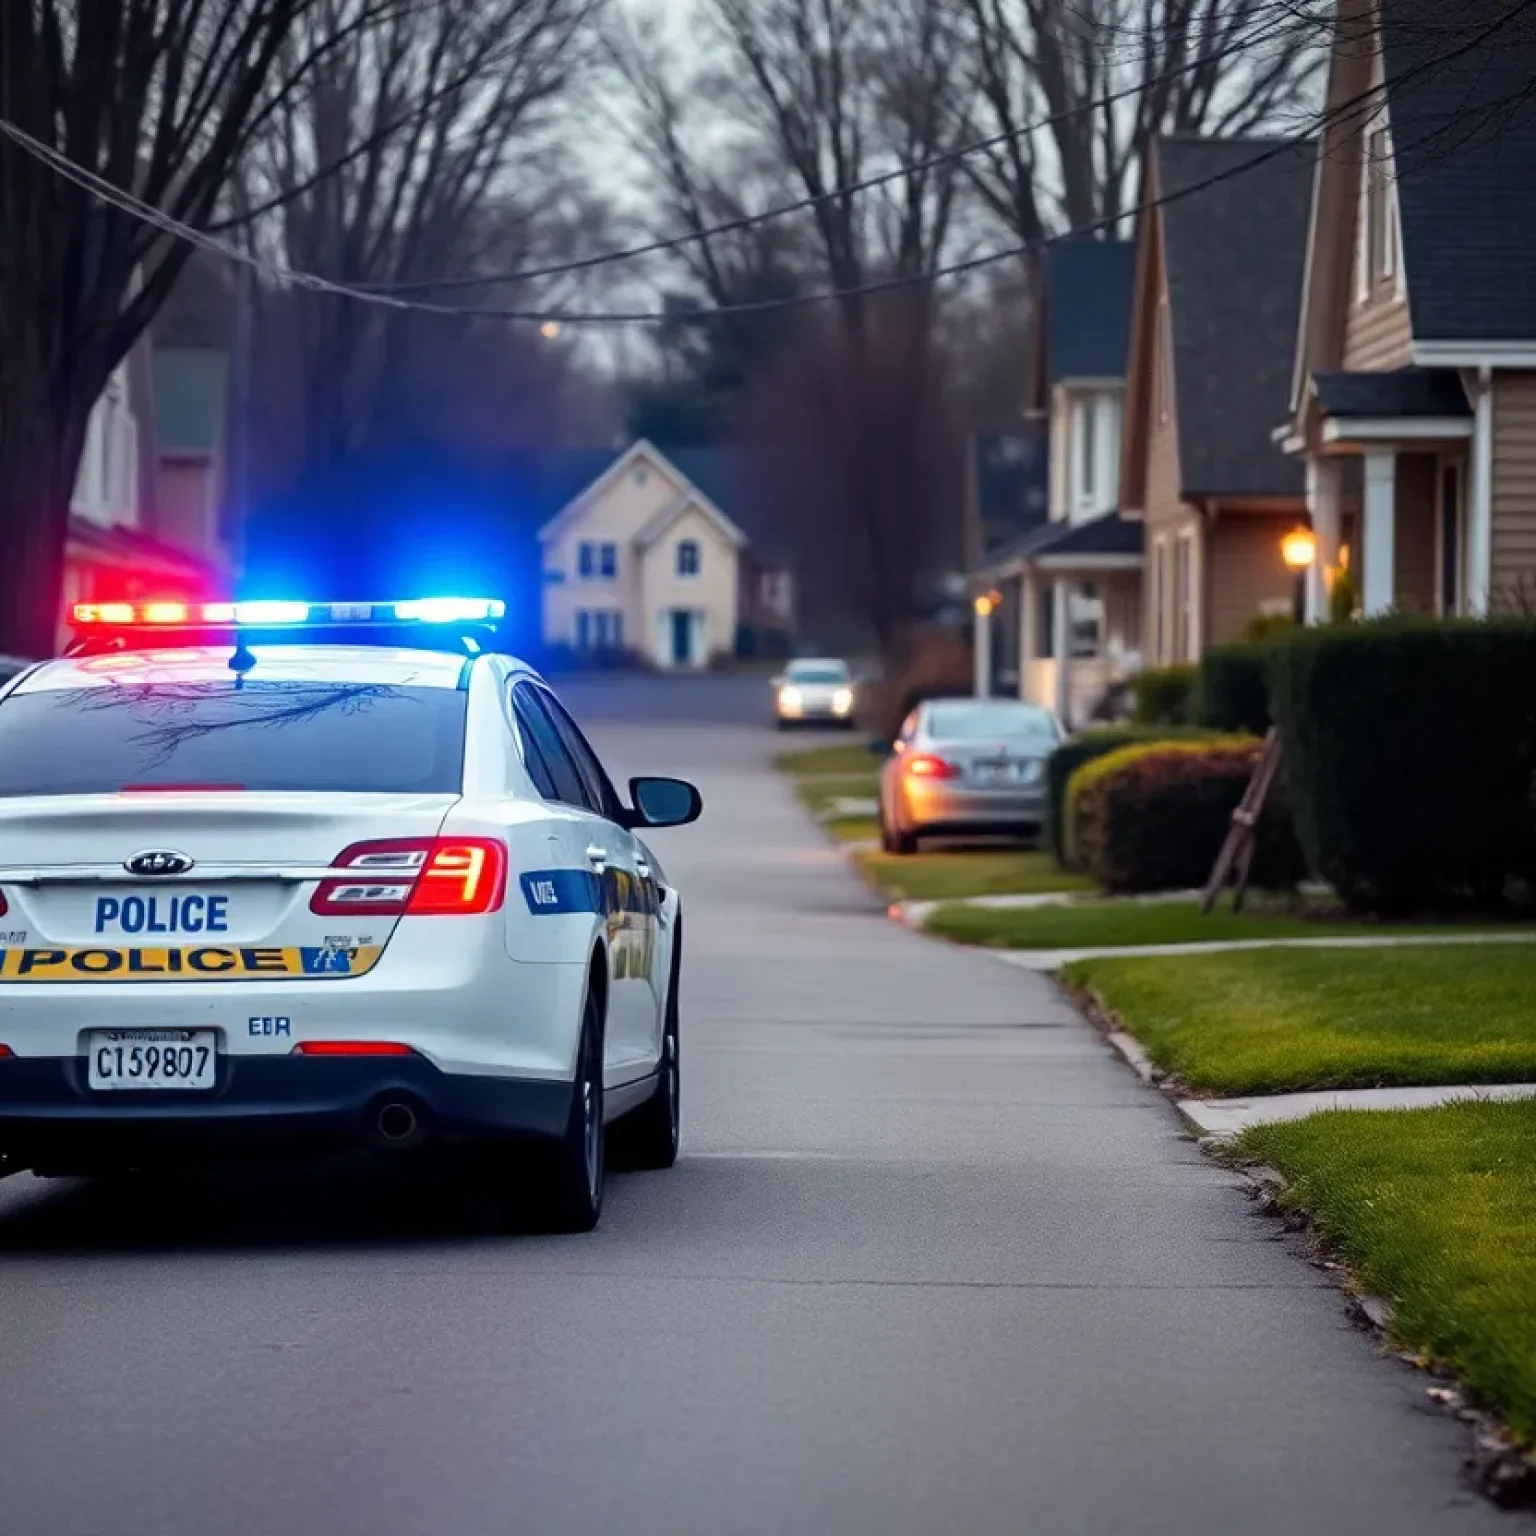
[677,538,701,578]
[1357,121,1400,304]
[1151,533,1169,664]
[1175,527,1199,662]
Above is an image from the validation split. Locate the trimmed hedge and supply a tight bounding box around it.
[1197,642,1276,735]
[1270,618,1536,912]
[1073,737,1306,895]
[1131,664,1198,726]
[1045,725,1213,868]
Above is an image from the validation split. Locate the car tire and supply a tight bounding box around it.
[534,977,606,1233]
[882,795,919,855]
[619,925,681,1171]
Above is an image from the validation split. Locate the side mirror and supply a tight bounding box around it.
[625,775,702,829]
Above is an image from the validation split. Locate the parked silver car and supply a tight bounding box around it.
[877,697,1064,854]
[772,657,857,729]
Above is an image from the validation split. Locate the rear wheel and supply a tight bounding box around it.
[533,978,605,1232]
[881,795,918,855]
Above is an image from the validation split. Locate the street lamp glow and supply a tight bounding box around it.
[539,320,561,339]
[1281,526,1317,570]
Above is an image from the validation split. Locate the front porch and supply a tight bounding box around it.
[976,512,1144,728]
[1297,369,1486,619]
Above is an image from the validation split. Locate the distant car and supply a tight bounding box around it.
[772,657,857,730]
[877,697,1064,854]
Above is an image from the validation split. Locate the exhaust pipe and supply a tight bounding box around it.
[373,1098,426,1149]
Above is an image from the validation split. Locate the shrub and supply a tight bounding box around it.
[1197,642,1278,735]
[1270,617,1536,913]
[1073,737,1306,895]
[1130,664,1198,726]
[1046,724,1215,868]
[1238,612,1297,643]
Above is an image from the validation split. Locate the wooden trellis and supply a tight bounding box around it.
[1200,728,1284,915]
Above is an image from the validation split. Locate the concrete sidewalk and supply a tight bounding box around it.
[1177,1082,1536,1139]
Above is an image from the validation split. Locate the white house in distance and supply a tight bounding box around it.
[539,439,781,669]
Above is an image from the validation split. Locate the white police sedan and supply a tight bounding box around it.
[0,597,700,1232]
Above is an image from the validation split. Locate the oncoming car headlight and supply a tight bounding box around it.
[832,686,854,715]
[779,685,803,713]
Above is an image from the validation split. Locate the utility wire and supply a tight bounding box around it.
[0,0,1526,327]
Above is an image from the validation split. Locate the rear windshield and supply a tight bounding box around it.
[787,663,849,683]
[0,681,467,796]
[926,700,1059,743]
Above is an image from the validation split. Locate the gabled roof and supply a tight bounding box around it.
[530,440,776,559]
[987,511,1143,571]
[1312,367,1469,418]
[1382,0,1536,343]
[1156,135,1314,498]
[1041,238,1136,383]
[634,490,746,550]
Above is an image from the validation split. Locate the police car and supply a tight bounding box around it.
[0,597,701,1232]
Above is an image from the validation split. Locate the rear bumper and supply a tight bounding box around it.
[900,782,1046,831]
[0,1054,573,1167]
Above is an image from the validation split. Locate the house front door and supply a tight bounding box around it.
[669,609,693,666]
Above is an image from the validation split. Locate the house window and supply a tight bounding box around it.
[1037,582,1055,659]
[1361,126,1397,295]
[1174,530,1197,661]
[1078,398,1097,505]
[578,541,595,578]
[599,541,617,578]
[677,539,700,577]
[576,610,624,650]
[576,609,591,648]
[1068,582,1103,658]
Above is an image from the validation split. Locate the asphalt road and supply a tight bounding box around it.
[0,674,1511,1535]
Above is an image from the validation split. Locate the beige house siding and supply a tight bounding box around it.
[638,502,741,665]
[542,451,685,648]
[1341,295,1412,371]
[1490,371,1536,603]
[1392,452,1437,614]
[1206,512,1296,646]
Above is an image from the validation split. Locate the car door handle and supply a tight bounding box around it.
[585,845,609,870]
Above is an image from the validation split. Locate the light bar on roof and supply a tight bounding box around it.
[69,597,506,628]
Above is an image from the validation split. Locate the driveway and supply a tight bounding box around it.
[0,673,1508,1535]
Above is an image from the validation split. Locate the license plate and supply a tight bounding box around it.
[975,760,1040,785]
[86,1030,217,1091]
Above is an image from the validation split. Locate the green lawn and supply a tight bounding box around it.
[854,848,1092,903]
[1242,1100,1536,1445]
[826,815,880,843]
[793,772,881,816]
[1066,944,1536,1095]
[775,743,880,776]
[926,894,1534,951]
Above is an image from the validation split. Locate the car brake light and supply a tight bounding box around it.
[309,837,508,916]
[0,1044,12,1058]
[292,1041,416,1057]
[906,754,960,780]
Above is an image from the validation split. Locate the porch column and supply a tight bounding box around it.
[1469,365,1494,615]
[1362,449,1396,616]
[1305,457,1342,623]
[1018,575,1036,702]
[1052,576,1071,726]
[972,595,993,698]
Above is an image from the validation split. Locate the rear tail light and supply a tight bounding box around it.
[310,837,508,916]
[905,754,960,780]
[292,1041,416,1057]
[0,1044,12,1058]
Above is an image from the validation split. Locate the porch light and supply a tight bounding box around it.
[973,593,995,618]
[1281,526,1317,571]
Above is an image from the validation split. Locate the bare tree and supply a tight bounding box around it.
[0,0,384,656]
[958,0,1322,239]
[240,0,603,485]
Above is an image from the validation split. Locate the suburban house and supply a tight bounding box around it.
[64,335,232,645]
[1120,134,1315,663]
[537,440,793,668]
[1280,0,1536,619]
[151,347,237,573]
[974,237,1142,724]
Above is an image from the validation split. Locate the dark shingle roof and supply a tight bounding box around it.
[1158,135,1315,498]
[1043,238,1136,382]
[975,430,1049,555]
[1312,367,1470,419]
[1383,0,1536,342]
[994,511,1143,564]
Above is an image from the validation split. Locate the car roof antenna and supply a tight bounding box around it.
[228,633,258,688]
